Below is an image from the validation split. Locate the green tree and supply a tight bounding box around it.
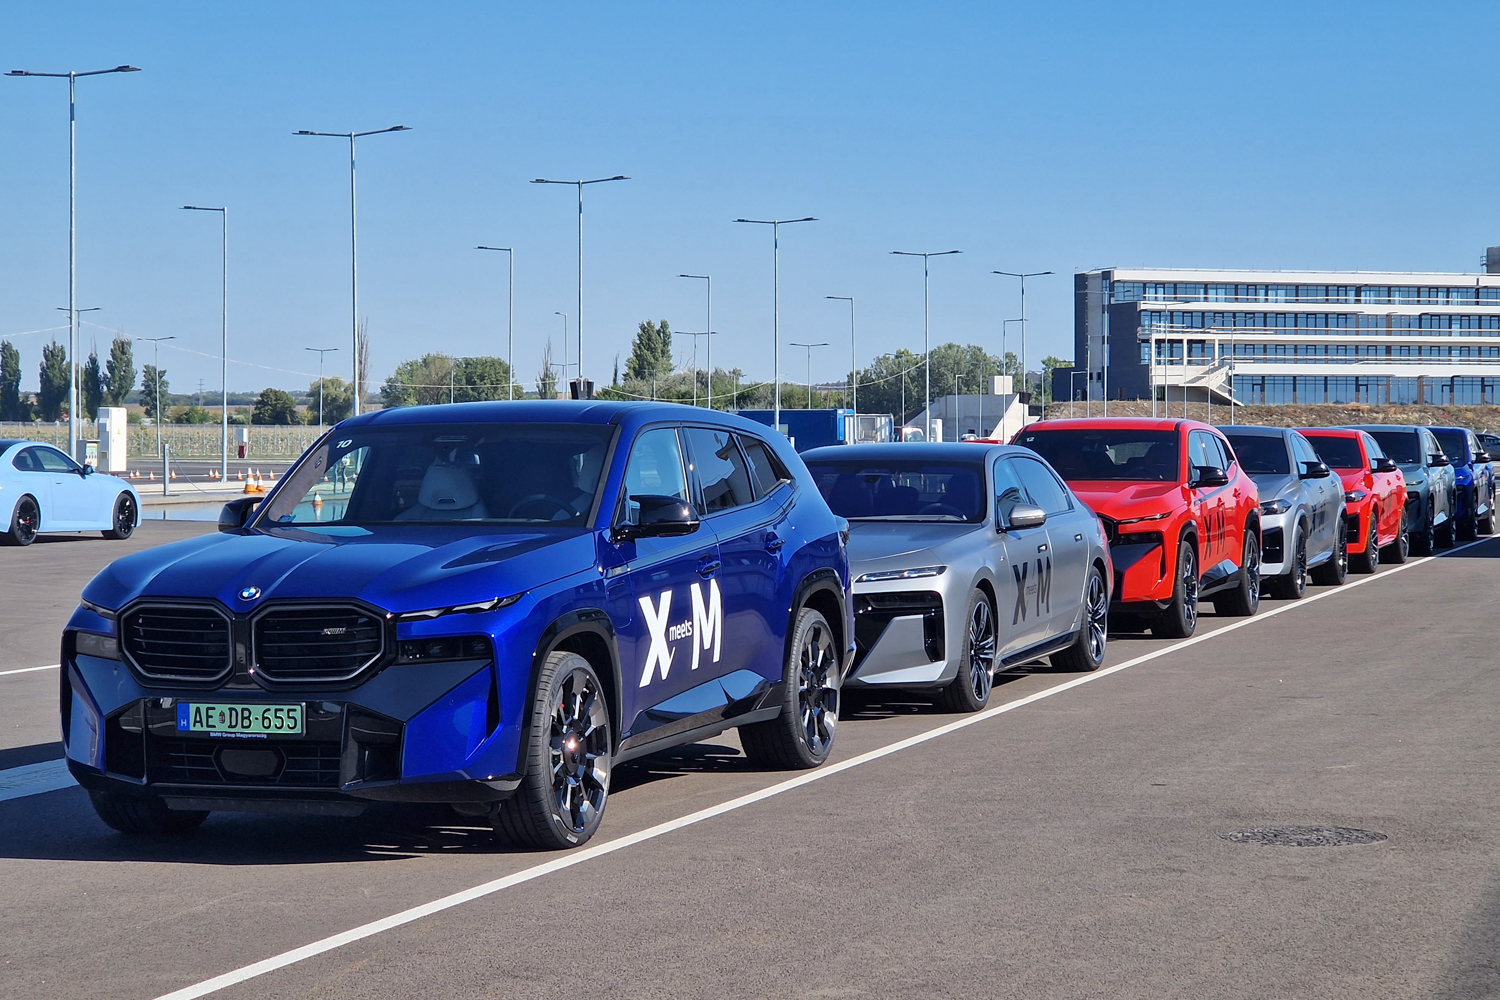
[170,404,213,424]
[452,356,518,402]
[38,340,70,421]
[625,319,673,380]
[81,349,104,420]
[0,341,21,420]
[536,342,558,399]
[251,387,300,425]
[306,376,354,423]
[140,365,169,421]
[104,337,135,406]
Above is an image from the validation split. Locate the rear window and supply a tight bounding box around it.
[805,460,986,522]
[1014,428,1180,482]
[1221,434,1290,476]
[1367,430,1421,465]
[1304,434,1364,470]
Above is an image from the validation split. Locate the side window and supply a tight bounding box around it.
[993,459,1029,525]
[1206,434,1233,471]
[1218,435,1238,471]
[12,447,40,472]
[1423,430,1440,460]
[1012,457,1072,516]
[1363,433,1386,462]
[739,435,786,499]
[1188,431,1215,471]
[683,427,754,514]
[1290,433,1319,467]
[36,447,78,473]
[620,428,690,526]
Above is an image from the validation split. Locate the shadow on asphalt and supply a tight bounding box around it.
[1436,874,1500,997]
[0,741,63,770]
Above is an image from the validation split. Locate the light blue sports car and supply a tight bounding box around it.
[0,439,140,545]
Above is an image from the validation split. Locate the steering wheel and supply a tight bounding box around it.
[918,502,965,517]
[507,494,574,520]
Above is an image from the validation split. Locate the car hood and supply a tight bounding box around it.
[1334,468,1367,491]
[1248,472,1298,503]
[1066,481,1182,520]
[82,526,599,616]
[845,520,987,571]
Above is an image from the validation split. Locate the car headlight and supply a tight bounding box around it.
[395,593,523,622]
[80,597,117,620]
[1115,511,1169,525]
[1260,499,1292,514]
[855,565,947,583]
[75,631,120,660]
[1344,489,1367,503]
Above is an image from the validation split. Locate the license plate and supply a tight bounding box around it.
[177,703,304,737]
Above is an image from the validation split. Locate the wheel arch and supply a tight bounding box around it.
[527,609,624,760]
[786,568,847,677]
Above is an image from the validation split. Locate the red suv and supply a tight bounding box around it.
[1299,428,1408,573]
[1011,418,1261,638]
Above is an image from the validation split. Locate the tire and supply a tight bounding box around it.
[1,495,40,546]
[1214,529,1261,618]
[1052,564,1109,672]
[1152,538,1199,639]
[1351,513,1380,575]
[1268,526,1308,600]
[1383,511,1411,564]
[1410,502,1435,556]
[494,650,612,850]
[102,492,137,540]
[89,792,208,835]
[934,589,996,712]
[1436,494,1457,550]
[1458,489,1479,542]
[740,607,840,769]
[1310,522,1348,587]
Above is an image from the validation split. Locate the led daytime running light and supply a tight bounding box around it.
[397,593,523,622]
[1115,511,1169,525]
[855,565,947,584]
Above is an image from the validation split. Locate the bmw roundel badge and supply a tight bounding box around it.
[239,586,262,601]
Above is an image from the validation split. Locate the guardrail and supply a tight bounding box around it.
[0,422,321,458]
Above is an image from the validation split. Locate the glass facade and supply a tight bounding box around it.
[1118,281,1495,306]
[1232,375,1499,405]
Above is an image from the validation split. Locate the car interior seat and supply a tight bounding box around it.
[395,457,489,521]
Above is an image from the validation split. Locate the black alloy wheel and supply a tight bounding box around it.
[741,606,840,769]
[1410,501,1435,556]
[1053,565,1109,672]
[1352,513,1380,574]
[1310,522,1348,587]
[1215,530,1261,617]
[936,589,997,712]
[103,492,137,540]
[1436,493,1457,549]
[495,650,612,850]
[1154,540,1199,639]
[1384,511,1411,564]
[2,495,40,546]
[1458,489,1479,542]
[1269,527,1308,600]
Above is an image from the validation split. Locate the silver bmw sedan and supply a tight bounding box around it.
[803,443,1113,713]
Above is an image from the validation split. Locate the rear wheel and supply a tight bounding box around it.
[1458,489,1479,542]
[1268,526,1308,600]
[1310,523,1347,586]
[1152,539,1199,639]
[1214,530,1261,617]
[1052,565,1109,672]
[1352,513,1380,574]
[90,792,208,835]
[740,607,839,769]
[1410,502,1435,556]
[1,495,39,546]
[102,492,136,540]
[934,589,996,712]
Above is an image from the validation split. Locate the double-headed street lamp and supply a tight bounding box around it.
[892,249,961,441]
[305,347,339,429]
[532,175,629,394]
[475,246,515,400]
[679,274,712,408]
[735,217,817,434]
[992,270,1053,399]
[825,296,857,414]
[789,342,829,410]
[180,205,228,480]
[295,125,412,416]
[7,63,141,459]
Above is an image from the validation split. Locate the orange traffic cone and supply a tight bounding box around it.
[148,471,155,481]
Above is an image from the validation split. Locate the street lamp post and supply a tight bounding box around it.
[993,270,1053,399]
[735,217,817,435]
[789,342,829,409]
[553,312,574,394]
[679,274,712,408]
[825,296,856,414]
[1002,317,1024,389]
[476,246,514,400]
[136,335,175,467]
[305,347,338,429]
[295,125,411,417]
[8,63,141,460]
[892,250,961,442]
[674,331,717,406]
[532,175,629,394]
[181,205,228,480]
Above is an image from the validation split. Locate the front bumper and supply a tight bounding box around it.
[845,576,966,689]
[1106,529,1170,605]
[1258,510,1296,578]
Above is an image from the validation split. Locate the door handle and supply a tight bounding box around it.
[764,531,785,553]
[697,557,721,578]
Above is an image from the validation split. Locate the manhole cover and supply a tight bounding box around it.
[1221,825,1387,847]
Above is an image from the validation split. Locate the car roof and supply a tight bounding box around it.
[0,440,24,454]
[1218,425,1290,438]
[802,442,1014,463]
[1428,425,1472,435]
[1022,417,1205,433]
[1299,427,1361,438]
[1345,424,1422,433]
[338,399,770,434]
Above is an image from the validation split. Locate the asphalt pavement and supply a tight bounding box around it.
[2,523,1499,998]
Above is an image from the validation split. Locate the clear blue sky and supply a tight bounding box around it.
[1,2,1494,397]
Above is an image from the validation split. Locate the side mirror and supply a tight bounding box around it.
[614,494,700,541]
[1005,503,1047,530]
[1372,456,1398,473]
[1190,465,1229,488]
[1428,454,1451,468]
[80,464,95,476]
[1300,461,1332,480]
[1476,451,1492,464]
[219,495,261,533]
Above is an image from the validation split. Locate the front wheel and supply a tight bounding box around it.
[103,492,137,540]
[90,792,208,835]
[1,495,40,546]
[740,607,839,769]
[1383,511,1411,564]
[1214,530,1261,617]
[1436,496,1457,549]
[1351,514,1380,574]
[1458,490,1479,542]
[1410,502,1435,556]
[494,651,612,850]
[1268,527,1307,600]
[1310,523,1348,587]
[1152,539,1199,639]
[1052,565,1109,672]
[934,589,996,712]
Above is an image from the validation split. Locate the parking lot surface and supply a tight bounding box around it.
[3,522,1499,998]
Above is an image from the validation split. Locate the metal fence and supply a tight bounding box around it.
[0,422,321,458]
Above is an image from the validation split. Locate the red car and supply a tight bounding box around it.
[1010,418,1261,638]
[1299,428,1408,573]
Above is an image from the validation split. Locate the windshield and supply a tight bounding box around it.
[1013,428,1180,482]
[255,422,615,529]
[1304,434,1363,470]
[806,461,986,522]
[1367,430,1422,465]
[1432,429,1469,463]
[1221,434,1289,476]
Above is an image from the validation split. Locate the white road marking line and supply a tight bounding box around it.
[0,664,59,677]
[152,537,1493,1000]
[0,759,74,802]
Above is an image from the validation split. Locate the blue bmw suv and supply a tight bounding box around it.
[61,402,852,849]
